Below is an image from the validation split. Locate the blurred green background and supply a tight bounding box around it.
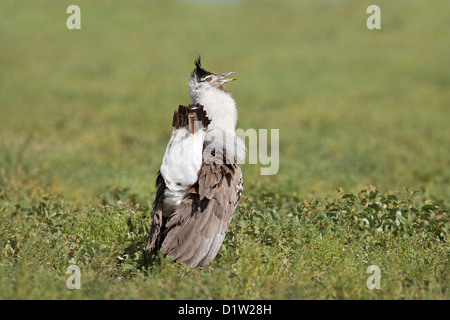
[0,0,449,299]
[1,0,449,204]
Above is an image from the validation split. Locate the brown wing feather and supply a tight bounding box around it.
[144,171,167,264]
[160,161,243,267]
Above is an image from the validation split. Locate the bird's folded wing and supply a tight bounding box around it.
[160,161,243,267]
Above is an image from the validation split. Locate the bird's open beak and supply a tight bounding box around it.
[217,72,237,84]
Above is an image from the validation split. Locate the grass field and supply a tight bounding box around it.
[0,0,449,299]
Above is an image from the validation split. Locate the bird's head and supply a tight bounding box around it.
[188,57,237,99]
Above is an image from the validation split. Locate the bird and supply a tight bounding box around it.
[145,57,246,268]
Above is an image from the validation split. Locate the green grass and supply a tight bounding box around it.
[0,0,449,299]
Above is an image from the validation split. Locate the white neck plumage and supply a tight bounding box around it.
[189,87,246,162]
[190,87,237,133]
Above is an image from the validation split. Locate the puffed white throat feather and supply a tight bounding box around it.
[188,61,246,162]
[189,79,238,133]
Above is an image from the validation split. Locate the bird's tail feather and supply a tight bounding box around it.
[172,104,211,134]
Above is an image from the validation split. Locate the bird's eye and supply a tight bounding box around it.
[206,77,212,82]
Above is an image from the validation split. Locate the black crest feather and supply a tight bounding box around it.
[191,56,212,79]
